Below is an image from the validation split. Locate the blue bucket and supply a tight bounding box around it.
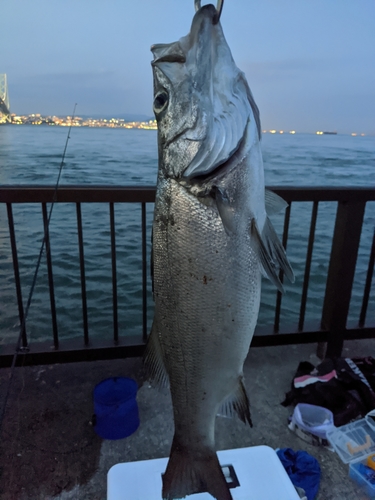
[93,377,139,440]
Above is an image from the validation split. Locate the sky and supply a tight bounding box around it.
[1,0,375,134]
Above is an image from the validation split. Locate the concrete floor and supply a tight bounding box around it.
[0,339,373,500]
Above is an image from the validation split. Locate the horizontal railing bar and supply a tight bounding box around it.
[253,326,375,347]
[0,336,145,367]
[0,325,373,367]
[0,186,157,203]
[268,187,375,202]
[0,185,374,204]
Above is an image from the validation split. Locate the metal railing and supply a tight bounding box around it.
[0,185,374,367]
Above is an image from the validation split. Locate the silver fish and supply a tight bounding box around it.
[145,4,294,500]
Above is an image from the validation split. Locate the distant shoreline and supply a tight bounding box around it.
[0,115,371,136]
[1,114,158,130]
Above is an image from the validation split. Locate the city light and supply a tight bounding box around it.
[5,114,158,130]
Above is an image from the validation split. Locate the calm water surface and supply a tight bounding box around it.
[0,126,374,346]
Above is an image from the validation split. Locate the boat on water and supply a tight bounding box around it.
[323,131,337,135]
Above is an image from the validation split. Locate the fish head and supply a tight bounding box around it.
[151,4,260,180]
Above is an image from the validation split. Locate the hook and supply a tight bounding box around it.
[194,0,224,24]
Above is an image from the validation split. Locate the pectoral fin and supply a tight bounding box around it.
[251,218,285,293]
[263,216,295,284]
[215,186,236,235]
[144,321,169,388]
[250,216,294,292]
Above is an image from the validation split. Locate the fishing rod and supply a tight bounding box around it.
[0,104,77,431]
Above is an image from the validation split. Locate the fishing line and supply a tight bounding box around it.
[0,104,77,431]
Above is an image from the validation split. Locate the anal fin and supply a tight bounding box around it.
[218,377,252,427]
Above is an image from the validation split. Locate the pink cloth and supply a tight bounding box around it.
[294,370,337,388]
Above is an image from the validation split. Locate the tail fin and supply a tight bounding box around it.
[162,436,233,500]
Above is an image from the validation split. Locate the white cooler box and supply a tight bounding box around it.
[108,445,300,500]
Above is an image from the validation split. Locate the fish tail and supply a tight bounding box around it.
[162,436,233,500]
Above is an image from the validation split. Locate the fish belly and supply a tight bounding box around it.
[153,176,261,447]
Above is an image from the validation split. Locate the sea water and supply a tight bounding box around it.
[0,126,374,345]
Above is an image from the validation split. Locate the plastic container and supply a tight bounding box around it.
[367,454,375,471]
[327,413,375,498]
[349,461,375,499]
[288,403,335,446]
[327,418,375,464]
[93,377,139,440]
[291,403,334,438]
[366,409,375,431]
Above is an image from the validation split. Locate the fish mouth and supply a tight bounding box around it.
[191,3,219,33]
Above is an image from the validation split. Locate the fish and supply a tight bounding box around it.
[145,4,294,500]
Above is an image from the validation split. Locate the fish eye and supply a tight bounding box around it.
[153,91,169,114]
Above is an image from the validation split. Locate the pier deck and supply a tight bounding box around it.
[0,338,373,500]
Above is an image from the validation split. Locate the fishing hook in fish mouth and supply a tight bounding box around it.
[194,0,224,24]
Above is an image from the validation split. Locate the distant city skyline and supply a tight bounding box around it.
[3,112,369,136]
[1,0,375,135]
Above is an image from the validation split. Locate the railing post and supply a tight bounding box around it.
[141,202,147,343]
[76,202,89,346]
[6,203,28,348]
[41,203,59,349]
[109,203,119,344]
[320,200,366,358]
[299,201,319,331]
[274,203,292,333]
[359,228,375,327]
